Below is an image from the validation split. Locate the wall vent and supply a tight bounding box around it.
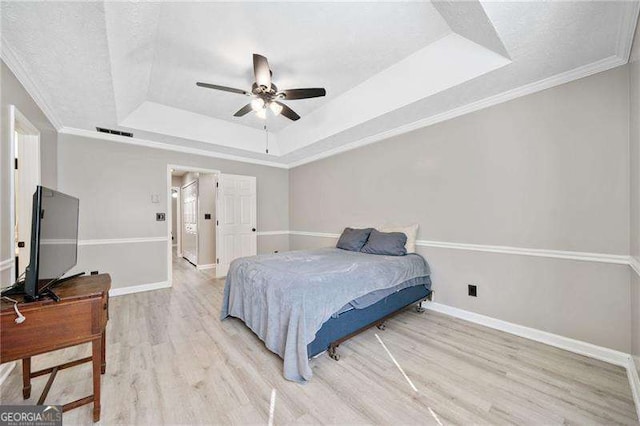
[96,127,133,138]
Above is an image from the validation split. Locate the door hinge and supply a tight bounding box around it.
[216,220,219,226]
[216,182,219,188]
[216,258,219,264]
[14,158,18,170]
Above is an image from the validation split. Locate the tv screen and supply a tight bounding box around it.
[25,186,79,296]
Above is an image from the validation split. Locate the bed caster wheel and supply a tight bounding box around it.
[415,302,426,313]
[376,322,386,330]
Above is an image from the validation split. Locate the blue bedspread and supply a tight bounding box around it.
[220,247,430,382]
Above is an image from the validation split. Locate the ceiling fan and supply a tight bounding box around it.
[196,54,326,121]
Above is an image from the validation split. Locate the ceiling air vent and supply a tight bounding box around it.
[96,127,133,138]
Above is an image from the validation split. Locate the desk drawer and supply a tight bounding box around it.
[1,298,100,362]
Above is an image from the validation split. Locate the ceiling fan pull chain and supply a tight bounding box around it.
[264,124,269,154]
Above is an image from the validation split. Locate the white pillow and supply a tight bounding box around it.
[378,224,419,253]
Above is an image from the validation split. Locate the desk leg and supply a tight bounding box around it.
[101,331,106,374]
[92,338,102,422]
[22,357,31,399]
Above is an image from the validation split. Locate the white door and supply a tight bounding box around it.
[15,131,40,278]
[216,174,257,277]
[181,180,198,266]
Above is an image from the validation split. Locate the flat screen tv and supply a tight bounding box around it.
[2,186,79,300]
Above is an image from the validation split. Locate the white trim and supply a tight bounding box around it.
[256,231,290,236]
[109,281,170,297]
[78,237,168,246]
[196,264,216,270]
[416,240,629,265]
[630,256,640,278]
[424,302,630,367]
[616,1,640,62]
[288,231,630,265]
[628,356,640,422]
[290,231,340,239]
[1,38,64,130]
[60,127,288,169]
[287,55,625,168]
[0,258,14,272]
[0,363,16,387]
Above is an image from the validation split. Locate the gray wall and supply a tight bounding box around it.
[629,21,640,376]
[1,61,57,286]
[290,66,632,352]
[57,133,289,290]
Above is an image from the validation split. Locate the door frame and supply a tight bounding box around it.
[180,179,199,266]
[7,105,40,283]
[166,165,220,286]
[170,186,181,254]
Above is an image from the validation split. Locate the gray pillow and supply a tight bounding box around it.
[336,227,373,252]
[360,229,407,256]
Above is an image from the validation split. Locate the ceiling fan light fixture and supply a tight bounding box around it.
[269,101,283,116]
[256,108,267,119]
[251,98,265,111]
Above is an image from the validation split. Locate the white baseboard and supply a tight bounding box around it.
[0,362,16,386]
[109,281,171,297]
[197,264,216,270]
[425,302,640,418]
[628,356,640,421]
[425,302,630,367]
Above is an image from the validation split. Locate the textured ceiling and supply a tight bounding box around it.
[1,1,638,167]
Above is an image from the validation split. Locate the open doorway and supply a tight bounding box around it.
[167,166,220,286]
[8,106,41,282]
[166,165,258,286]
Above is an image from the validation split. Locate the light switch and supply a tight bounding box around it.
[151,194,160,203]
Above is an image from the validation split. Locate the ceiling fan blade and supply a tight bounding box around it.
[279,88,326,100]
[233,103,253,117]
[276,102,300,121]
[253,54,272,88]
[197,82,249,96]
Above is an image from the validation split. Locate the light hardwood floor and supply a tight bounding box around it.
[1,253,638,425]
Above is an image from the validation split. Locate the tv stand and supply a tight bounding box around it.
[1,272,86,302]
[0,273,110,422]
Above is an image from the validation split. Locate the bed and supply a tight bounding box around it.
[220,247,431,382]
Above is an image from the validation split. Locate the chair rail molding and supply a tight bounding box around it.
[78,237,169,246]
[0,258,14,272]
[288,231,631,265]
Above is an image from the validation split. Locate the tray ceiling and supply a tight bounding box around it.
[1,1,638,167]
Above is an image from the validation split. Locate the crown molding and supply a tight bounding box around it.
[615,0,640,62]
[1,37,64,130]
[288,54,625,168]
[59,127,289,169]
[288,231,630,265]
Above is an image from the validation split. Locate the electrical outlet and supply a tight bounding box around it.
[156,212,166,221]
[204,213,211,220]
[468,284,477,297]
[274,250,279,253]
[91,271,99,275]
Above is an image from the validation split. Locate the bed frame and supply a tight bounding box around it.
[307,284,433,361]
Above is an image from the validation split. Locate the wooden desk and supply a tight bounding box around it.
[1,274,110,422]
